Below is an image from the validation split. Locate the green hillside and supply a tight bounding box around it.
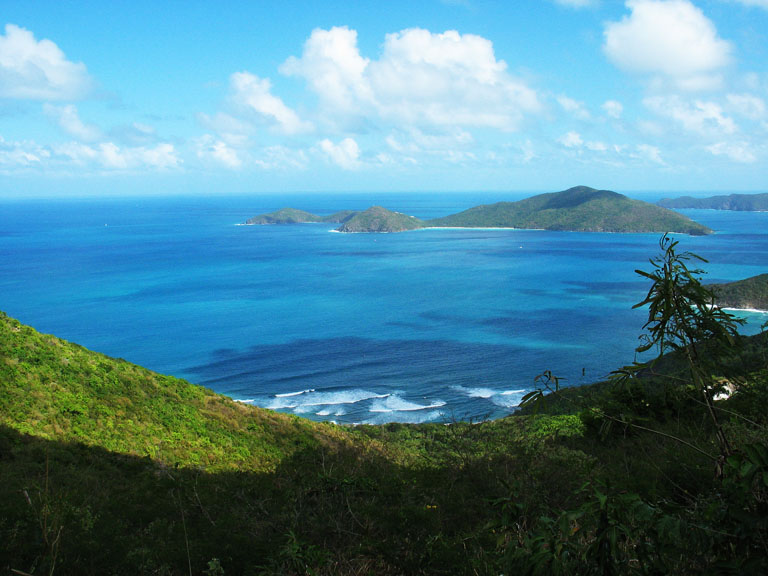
[0,312,349,472]
[710,273,768,310]
[242,187,712,235]
[244,208,360,225]
[428,186,712,234]
[658,192,768,211]
[336,206,426,233]
[244,208,323,225]
[1,238,767,574]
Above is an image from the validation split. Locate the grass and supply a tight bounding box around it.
[1,309,766,574]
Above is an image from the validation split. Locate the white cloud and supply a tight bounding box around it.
[196,134,242,168]
[139,143,181,169]
[644,96,737,135]
[281,26,372,114]
[197,112,251,147]
[319,137,361,170]
[370,28,540,129]
[726,93,766,120]
[109,122,159,146]
[519,140,536,163]
[707,141,756,163]
[282,26,541,131]
[634,144,665,164]
[557,96,591,120]
[559,131,584,148]
[0,24,93,100]
[43,104,101,141]
[55,141,181,170]
[0,135,49,167]
[230,72,311,134]
[254,145,309,171]
[559,131,609,152]
[603,1,731,91]
[586,140,608,151]
[602,100,624,119]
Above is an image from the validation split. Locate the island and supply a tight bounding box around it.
[658,192,768,211]
[709,273,768,311]
[243,185,713,235]
[426,186,711,234]
[336,206,426,233]
[244,207,359,225]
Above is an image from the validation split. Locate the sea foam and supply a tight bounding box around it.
[369,394,447,413]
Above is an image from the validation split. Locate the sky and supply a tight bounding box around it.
[1,0,767,197]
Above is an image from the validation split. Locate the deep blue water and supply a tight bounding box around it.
[1,193,766,424]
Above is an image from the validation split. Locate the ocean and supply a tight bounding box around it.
[1,192,766,424]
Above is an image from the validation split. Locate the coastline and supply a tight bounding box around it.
[723,306,768,314]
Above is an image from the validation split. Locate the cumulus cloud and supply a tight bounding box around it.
[254,145,309,171]
[726,93,766,120]
[0,135,50,167]
[602,100,624,119]
[559,131,584,148]
[195,135,242,168]
[603,0,731,91]
[319,137,361,170]
[109,122,159,146]
[634,143,665,164]
[43,104,101,141]
[558,131,608,152]
[0,24,93,100]
[282,26,541,131]
[281,26,372,114]
[230,72,311,134]
[707,141,756,163]
[557,96,591,120]
[644,96,737,135]
[55,141,181,170]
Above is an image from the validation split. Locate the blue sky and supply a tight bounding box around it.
[1,0,767,197]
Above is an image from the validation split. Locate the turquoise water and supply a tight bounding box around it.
[1,194,766,424]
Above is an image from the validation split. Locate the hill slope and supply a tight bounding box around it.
[428,186,712,234]
[0,306,766,574]
[336,205,426,232]
[0,311,347,472]
[244,208,359,225]
[709,273,768,310]
[658,192,768,211]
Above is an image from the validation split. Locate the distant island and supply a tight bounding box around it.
[244,207,358,225]
[709,273,768,311]
[658,192,768,211]
[243,186,713,235]
[336,206,425,233]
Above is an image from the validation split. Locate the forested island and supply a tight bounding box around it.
[2,237,767,574]
[658,192,768,211]
[244,186,712,235]
[710,273,768,310]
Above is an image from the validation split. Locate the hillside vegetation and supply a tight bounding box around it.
[428,186,711,234]
[1,237,767,574]
[710,273,768,310]
[658,192,768,211]
[243,186,712,234]
[244,208,359,225]
[336,206,426,233]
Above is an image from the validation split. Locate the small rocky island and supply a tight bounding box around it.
[658,192,768,211]
[243,186,712,235]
